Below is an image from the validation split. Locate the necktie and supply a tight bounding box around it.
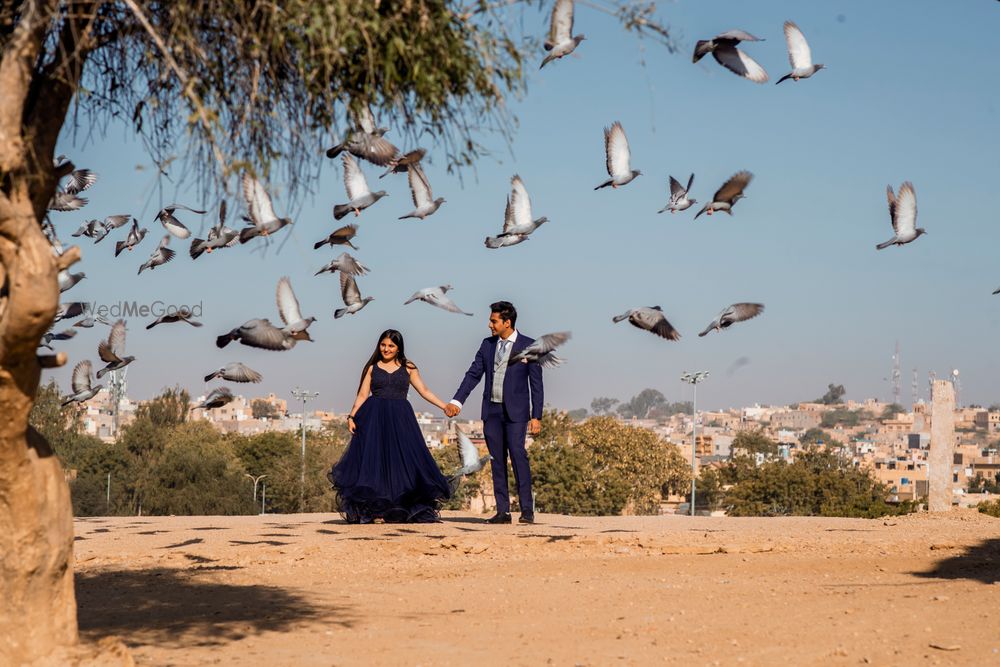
[495,340,508,368]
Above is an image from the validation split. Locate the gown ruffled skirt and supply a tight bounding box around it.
[328,394,451,523]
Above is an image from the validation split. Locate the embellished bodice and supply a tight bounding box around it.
[370,364,410,400]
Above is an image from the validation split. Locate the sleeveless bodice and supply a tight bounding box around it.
[370,364,410,400]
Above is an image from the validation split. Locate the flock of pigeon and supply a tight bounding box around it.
[47,1,943,437]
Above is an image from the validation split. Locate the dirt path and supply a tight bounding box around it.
[73,510,1000,666]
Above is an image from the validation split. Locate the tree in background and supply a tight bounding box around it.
[616,388,666,419]
[590,397,620,415]
[251,399,281,420]
[881,403,905,419]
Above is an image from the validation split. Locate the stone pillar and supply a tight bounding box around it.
[928,380,955,512]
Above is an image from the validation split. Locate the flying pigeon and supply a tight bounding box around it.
[73,314,110,328]
[57,270,85,293]
[776,21,825,84]
[155,203,206,239]
[595,121,640,189]
[334,273,374,318]
[96,319,135,378]
[485,175,548,248]
[540,0,586,69]
[239,174,293,243]
[693,30,768,83]
[876,182,925,250]
[398,164,445,220]
[138,235,175,274]
[39,326,77,350]
[659,174,696,214]
[448,424,493,483]
[48,191,88,212]
[54,301,87,323]
[276,276,316,338]
[191,201,239,258]
[994,287,1000,295]
[314,252,370,277]
[698,303,765,337]
[61,360,103,406]
[333,154,388,220]
[216,318,301,351]
[314,223,359,251]
[48,160,96,211]
[612,307,681,341]
[146,310,203,329]
[196,387,235,411]
[71,219,103,239]
[204,362,264,384]
[404,285,473,316]
[91,215,132,244]
[326,104,400,166]
[509,331,571,367]
[379,148,426,179]
[694,171,753,218]
[115,218,148,256]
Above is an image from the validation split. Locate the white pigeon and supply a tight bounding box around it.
[659,174,696,214]
[485,175,548,248]
[612,307,681,341]
[204,362,263,383]
[450,424,492,479]
[776,21,825,84]
[698,303,765,337]
[693,30,768,84]
[695,171,753,218]
[398,164,445,220]
[155,203,206,239]
[137,235,175,274]
[509,331,571,368]
[61,360,103,406]
[334,273,374,318]
[333,154,388,220]
[57,270,85,293]
[239,174,293,243]
[594,121,640,189]
[314,252,370,277]
[876,182,924,250]
[96,319,135,378]
[540,0,586,69]
[276,276,316,338]
[404,285,473,316]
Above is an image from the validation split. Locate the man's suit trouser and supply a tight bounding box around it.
[482,401,532,514]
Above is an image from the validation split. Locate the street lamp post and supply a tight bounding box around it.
[681,371,709,517]
[245,473,268,505]
[291,387,319,511]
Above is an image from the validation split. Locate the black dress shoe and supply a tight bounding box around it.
[486,512,512,524]
[518,513,535,524]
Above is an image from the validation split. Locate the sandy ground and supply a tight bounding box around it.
[73,510,1000,666]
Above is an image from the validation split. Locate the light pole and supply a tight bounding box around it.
[681,371,709,517]
[245,473,267,505]
[291,387,319,511]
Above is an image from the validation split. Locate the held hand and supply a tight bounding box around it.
[444,404,460,418]
[528,418,541,436]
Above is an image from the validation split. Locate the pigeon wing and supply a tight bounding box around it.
[340,272,362,306]
[455,425,479,468]
[783,21,812,69]
[353,104,377,134]
[425,291,465,314]
[713,45,769,83]
[276,276,303,326]
[241,319,291,351]
[501,194,517,234]
[342,154,371,200]
[886,185,898,232]
[729,302,765,323]
[242,174,278,227]
[408,163,432,208]
[715,171,753,203]
[668,175,684,197]
[71,360,93,393]
[715,29,763,42]
[548,0,574,46]
[893,182,917,236]
[509,175,533,230]
[229,363,263,383]
[605,122,631,178]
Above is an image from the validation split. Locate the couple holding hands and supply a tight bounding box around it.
[328,301,543,525]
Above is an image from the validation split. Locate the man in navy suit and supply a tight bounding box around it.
[445,301,543,524]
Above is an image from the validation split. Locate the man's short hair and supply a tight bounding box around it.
[490,301,517,328]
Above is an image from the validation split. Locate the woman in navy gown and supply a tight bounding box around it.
[328,329,452,523]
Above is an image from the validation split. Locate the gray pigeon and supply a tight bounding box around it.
[57,270,85,293]
[191,201,239,259]
[53,156,98,194]
[239,174,293,243]
[115,218,148,256]
[325,104,400,166]
[314,252,370,277]
[196,387,235,410]
[993,287,1000,295]
[334,273,374,318]
[73,314,110,328]
[448,424,492,481]
[612,306,681,341]
[204,362,263,383]
[404,285,473,316]
[39,326,77,350]
[333,154,388,220]
[314,223,359,251]
[695,171,753,218]
[540,0,586,69]
[71,219,103,239]
[776,21,825,84]
[276,276,316,339]
[96,319,135,378]
[138,235,175,274]
[509,331,571,367]
[54,301,87,323]
[693,30,769,83]
[155,203,206,239]
[48,162,95,211]
[595,121,641,189]
[876,182,925,250]
[659,174,696,214]
[398,164,445,220]
[216,318,301,350]
[92,215,131,244]
[698,303,765,337]
[61,360,103,406]
[146,310,203,329]
[485,175,548,248]
[379,148,426,179]
[48,191,88,212]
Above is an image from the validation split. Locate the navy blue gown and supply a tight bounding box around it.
[327,364,451,523]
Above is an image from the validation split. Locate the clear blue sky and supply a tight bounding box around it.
[45,0,1000,413]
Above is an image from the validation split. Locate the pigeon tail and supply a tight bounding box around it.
[776,73,794,85]
[204,371,221,382]
[334,307,349,319]
[594,179,615,190]
[325,144,344,159]
[190,239,206,259]
[692,39,714,62]
[333,203,353,220]
[612,312,631,323]
[875,238,895,250]
[216,332,236,348]
[698,326,714,338]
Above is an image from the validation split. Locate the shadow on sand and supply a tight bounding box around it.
[76,567,354,647]
[914,538,1000,585]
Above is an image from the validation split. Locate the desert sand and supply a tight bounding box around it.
[73,510,999,666]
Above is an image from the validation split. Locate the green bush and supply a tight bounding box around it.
[978,499,1000,518]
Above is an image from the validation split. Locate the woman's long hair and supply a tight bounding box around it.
[358,329,416,393]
